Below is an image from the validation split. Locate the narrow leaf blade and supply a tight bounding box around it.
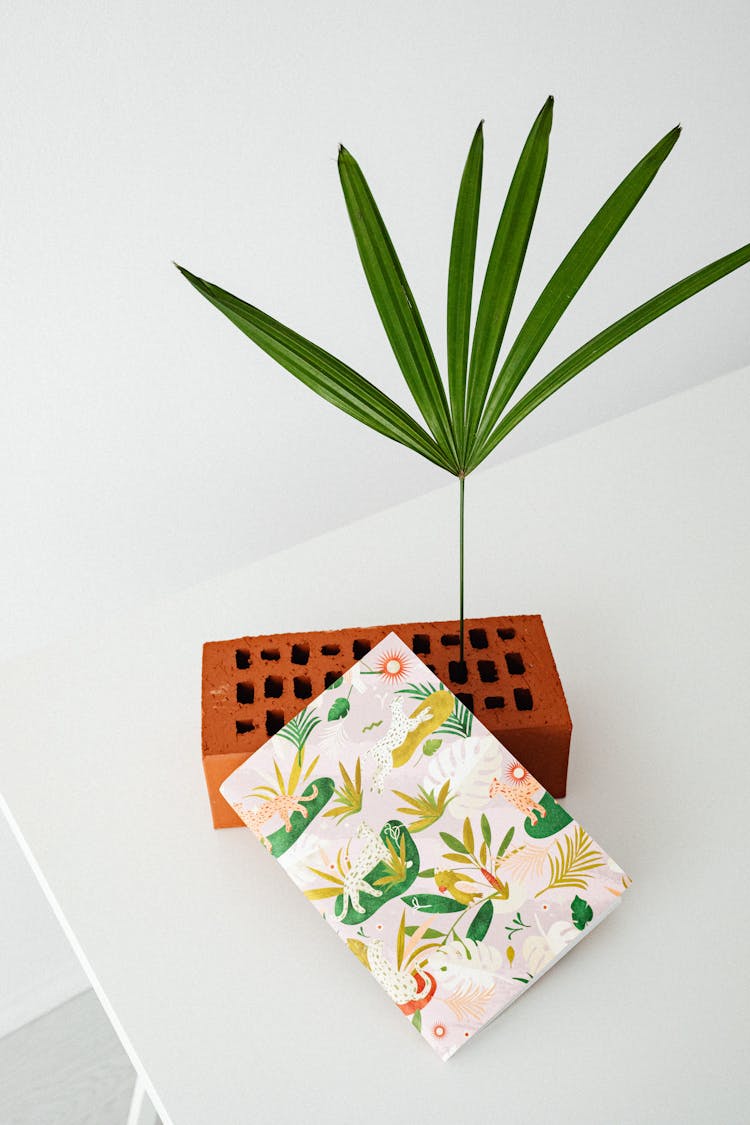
[337,146,459,467]
[471,241,750,464]
[465,97,553,448]
[446,122,484,455]
[176,265,453,472]
[470,124,682,460]
[466,899,494,942]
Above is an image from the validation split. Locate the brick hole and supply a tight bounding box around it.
[478,660,498,683]
[505,652,525,675]
[260,647,280,661]
[236,682,255,704]
[264,675,283,698]
[412,633,431,655]
[322,644,340,656]
[497,627,515,641]
[440,633,460,647]
[291,642,309,665]
[448,660,468,684]
[485,696,505,709]
[325,670,343,688]
[353,639,371,660]
[426,663,437,674]
[294,675,312,700]
[236,719,256,733]
[235,648,251,669]
[513,688,533,711]
[456,692,474,711]
[266,709,285,736]
[469,628,488,649]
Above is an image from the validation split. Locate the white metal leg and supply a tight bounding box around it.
[126,1072,160,1125]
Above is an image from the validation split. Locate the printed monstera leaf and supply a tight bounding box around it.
[427,736,503,819]
[428,939,510,989]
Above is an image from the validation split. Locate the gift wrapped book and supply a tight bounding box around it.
[220,632,629,1061]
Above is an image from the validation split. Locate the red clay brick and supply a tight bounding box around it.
[202,615,572,828]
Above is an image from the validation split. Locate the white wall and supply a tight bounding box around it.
[2,0,748,1033]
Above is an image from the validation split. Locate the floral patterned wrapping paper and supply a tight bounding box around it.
[220,631,629,1061]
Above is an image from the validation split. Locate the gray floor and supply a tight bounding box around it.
[0,990,145,1124]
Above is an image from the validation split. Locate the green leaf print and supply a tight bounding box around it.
[497,825,515,857]
[327,697,351,721]
[440,831,468,855]
[401,892,465,914]
[571,895,594,931]
[404,925,444,938]
[466,899,494,942]
[422,738,442,756]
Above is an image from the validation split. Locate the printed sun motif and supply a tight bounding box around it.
[375,649,410,683]
[506,760,531,786]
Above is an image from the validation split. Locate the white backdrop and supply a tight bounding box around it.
[2,0,749,1036]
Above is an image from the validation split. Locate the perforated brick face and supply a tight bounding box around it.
[202,615,572,827]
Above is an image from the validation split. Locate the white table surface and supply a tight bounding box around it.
[2,369,749,1125]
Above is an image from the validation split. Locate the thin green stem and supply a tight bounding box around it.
[459,475,465,663]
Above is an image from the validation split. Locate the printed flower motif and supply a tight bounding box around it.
[375,648,411,683]
[505,760,532,786]
[432,1023,447,1040]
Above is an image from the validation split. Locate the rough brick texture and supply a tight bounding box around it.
[202,615,572,828]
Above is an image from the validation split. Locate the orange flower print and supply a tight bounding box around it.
[505,760,531,786]
[375,649,410,683]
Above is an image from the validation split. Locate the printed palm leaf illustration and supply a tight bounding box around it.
[248,740,319,800]
[276,707,321,755]
[323,757,363,822]
[535,825,604,896]
[393,779,453,833]
[396,683,474,737]
[372,832,411,889]
[177,99,750,657]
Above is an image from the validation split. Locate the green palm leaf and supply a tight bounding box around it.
[469,241,750,464]
[464,97,553,453]
[337,146,459,469]
[176,265,454,473]
[446,121,484,456]
[469,124,682,462]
